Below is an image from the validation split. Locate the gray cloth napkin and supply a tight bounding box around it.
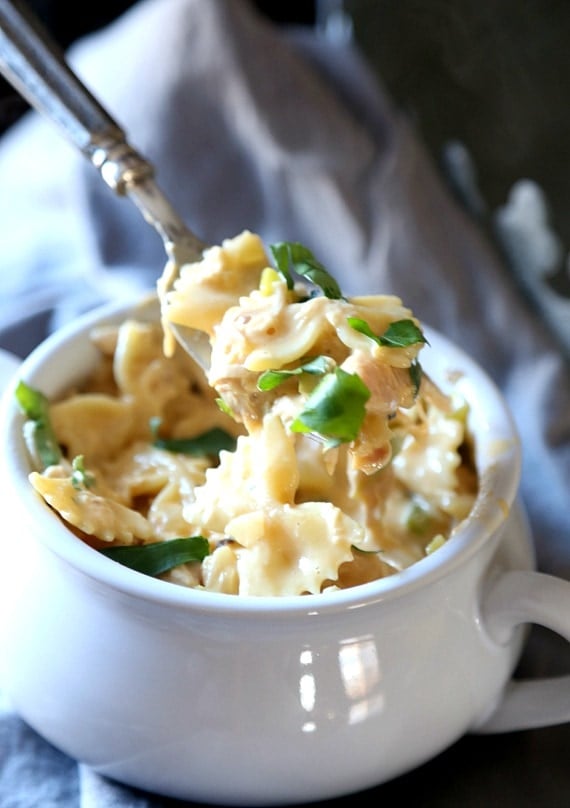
[0,1,568,806]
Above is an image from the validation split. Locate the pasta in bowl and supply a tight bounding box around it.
[19,231,477,596]
[3,236,570,806]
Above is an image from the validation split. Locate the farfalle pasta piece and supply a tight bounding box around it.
[29,469,153,543]
[113,319,168,397]
[201,544,240,595]
[183,413,299,535]
[113,320,207,414]
[210,293,338,376]
[98,442,210,504]
[147,478,200,541]
[49,394,137,465]
[327,295,421,367]
[160,230,270,340]
[392,403,476,519]
[226,502,361,596]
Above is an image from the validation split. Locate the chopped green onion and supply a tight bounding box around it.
[291,368,370,446]
[269,241,343,299]
[71,455,95,490]
[257,356,334,392]
[100,535,210,577]
[216,398,235,417]
[15,380,62,469]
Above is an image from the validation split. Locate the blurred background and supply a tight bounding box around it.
[0,1,315,133]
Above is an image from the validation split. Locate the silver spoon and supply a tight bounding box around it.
[0,0,212,370]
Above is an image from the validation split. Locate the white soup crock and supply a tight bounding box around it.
[0,296,569,806]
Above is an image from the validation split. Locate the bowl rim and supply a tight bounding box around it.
[0,294,522,617]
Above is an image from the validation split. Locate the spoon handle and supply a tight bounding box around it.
[0,0,211,369]
[0,0,209,261]
[0,0,154,193]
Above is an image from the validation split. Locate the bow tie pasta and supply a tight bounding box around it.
[19,231,477,596]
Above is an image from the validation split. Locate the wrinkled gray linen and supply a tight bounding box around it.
[0,1,568,806]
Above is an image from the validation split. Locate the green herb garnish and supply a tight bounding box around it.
[348,318,426,397]
[406,501,432,535]
[100,535,210,577]
[291,368,370,447]
[71,455,95,490]
[409,360,423,395]
[269,241,343,299]
[150,420,236,456]
[14,380,62,469]
[257,356,334,392]
[216,397,234,417]
[347,317,428,348]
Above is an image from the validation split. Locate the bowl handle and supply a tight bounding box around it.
[476,569,570,732]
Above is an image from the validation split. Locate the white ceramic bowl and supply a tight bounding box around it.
[1,296,569,806]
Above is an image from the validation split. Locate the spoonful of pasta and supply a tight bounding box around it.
[0,0,212,371]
